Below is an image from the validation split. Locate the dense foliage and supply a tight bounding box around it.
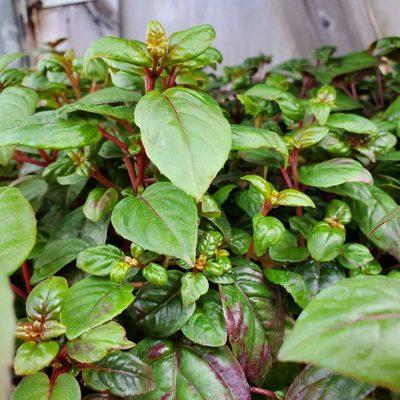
[1,21,400,399]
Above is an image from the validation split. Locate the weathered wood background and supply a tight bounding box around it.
[2,0,400,66]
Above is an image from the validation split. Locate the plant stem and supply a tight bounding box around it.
[136,141,147,189]
[51,150,59,161]
[289,148,302,217]
[21,262,32,294]
[13,151,48,167]
[279,166,293,188]
[123,156,137,191]
[10,283,27,301]
[250,386,278,399]
[38,149,52,164]
[99,126,129,152]
[254,114,264,128]
[90,168,120,190]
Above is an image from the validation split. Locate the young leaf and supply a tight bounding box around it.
[338,243,374,270]
[0,187,36,275]
[0,52,25,72]
[14,341,59,376]
[220,261,284,385]
[76,244,124,276]
[181,290,227,347]
[81,351,155,397]
[275,189,315,208]
[241,175,274,200]
[279,276,400,392]
[67,321,134,363]
[112,182,198,265]
[327,113,378,135]
[253,214,285,256]
[26,276,68,321]
[131,338,251,399]
[181,271,209,306]
[60,276,134,339]
[83,36,152,72]
[299,158,373,188]
[307,221,346,262]
[129,270,195,337]
[134,88,231,200]
[285,125,329,149]
[165,24,215,66]
[83,187,119,223]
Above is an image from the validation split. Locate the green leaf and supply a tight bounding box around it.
[286,365,374,400]
[14,341,59,376]
[265,269,312,308]
[11,373,49,400]
[299,158,373,188]
[276,189,315,208]
[57,102,135,122]
[269,230,309,263]
[349,185,400,261]
[81,350,155,397]
[11,176,49,211]
[83,187,119,223]
[310,100,331,125]
[32,238,90,284]
[285,125,330,149]
[0,52,24,72]
[77,244,124,276]
[0,111,101,149]
[212,184,236,206]
[253,214,285,256]
[246,84,304,121]
[338,243,374,270]
[79,86,142,104]
[325,199,352,225]
[0,86,37,120]
[129,270,195,337]
[199,194,221,218]
[231,125,288,166]
[48,373,81,400]
[241,175,274,199]
[11,372,81,400]
[307,221,346,262]
[229,228,251,255]
[327,113,378,135]
[181,271,209,306]
[181,290,227,347]
[142,263,168,286]
[131,338,251,399]
[26,276,68,321]
[178,47,222,71]
[60,276,134,339]
[112,182,198,265]
[0,187,36,275]
[165,24,215,66]
[83,36,152,72]
[135,88,231,200]
[219,261,284,385]
[279,276,400,392]
[67,321,133,363]
[0,272,15,399]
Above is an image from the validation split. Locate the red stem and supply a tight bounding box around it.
[13,152,48,167]
[250,386,278,399]
[21,262,32,294]
[38,149,51,163]
[10,284,27,301]
[90,168,120,190]
[51,150,59,161]
[279,166,293,188]
[136,142,147,189]
[123,156,137,192]
[99,126,129,152]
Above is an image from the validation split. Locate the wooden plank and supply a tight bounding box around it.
[275,0,378,57]
[120,0,298,66]
[30,0,119,56]
[0,0,22,54]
